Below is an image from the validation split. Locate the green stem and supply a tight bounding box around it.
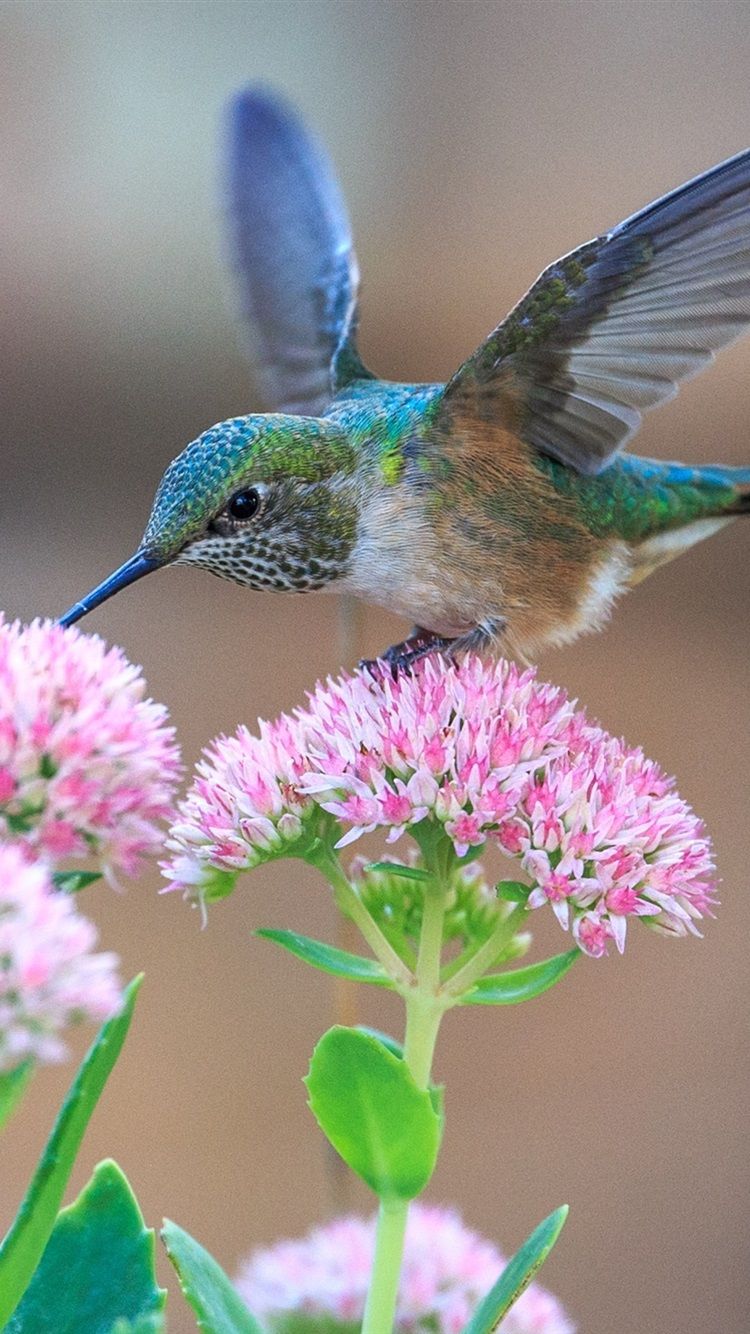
[362,859,449,1334]
[314,850,414,990]
[443,903,529,1000]
[361,1197,410,1334]
[403,882,446,1087]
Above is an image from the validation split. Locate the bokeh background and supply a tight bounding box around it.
[1,1,749,1330]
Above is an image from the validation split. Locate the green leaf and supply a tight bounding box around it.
[461,951,579,1005]
[0,977,142,1328]
[462,1206,569,1334]
[495,881,530,903]
[5,1160,166,1333]
[355,1026,404,1061]
[52,870,103,894]
[364,862,431,881]
[161,1218,262,1334]
[0,1063,33,1132]
[256,929,393,988]
[354,1029,444,1144]
[5,813,35,835]
[305,1026,440,1199]
[38,754,57,780]
[201,869,239,904]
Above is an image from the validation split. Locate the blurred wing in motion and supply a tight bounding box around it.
[440,148,750,474]
[222,86,373,416]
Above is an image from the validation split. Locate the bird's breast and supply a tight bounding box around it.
[340,436,633,654]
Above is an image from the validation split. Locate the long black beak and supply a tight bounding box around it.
[58,552,160,628]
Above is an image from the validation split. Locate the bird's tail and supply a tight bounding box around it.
[628,461,749,584]
[720,465,750,513]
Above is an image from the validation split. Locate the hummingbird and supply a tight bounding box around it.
[60,88,750,670]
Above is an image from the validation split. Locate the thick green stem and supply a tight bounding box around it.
[362,858,450,1334]
[403,881,446,1088]
[314,850,414,990]
[361,1197,410,1334]
[319,834,532,1332]
[443,902,529,1000]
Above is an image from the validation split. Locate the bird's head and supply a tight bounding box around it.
[59,414,360,626]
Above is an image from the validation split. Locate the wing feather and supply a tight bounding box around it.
[441,147,750,473]
[222,87,372,416]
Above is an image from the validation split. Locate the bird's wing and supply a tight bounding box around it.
[222,87,373,416]
[438,148,750,474]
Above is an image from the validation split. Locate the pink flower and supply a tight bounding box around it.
[0,843,121,1070]
[165,659,573,889]
[519,732,715,954]
[0,617,181,881]
[298,659,576,848]
[164,715,317,896]
[235,1202,575,1334]
[164,657,716,957]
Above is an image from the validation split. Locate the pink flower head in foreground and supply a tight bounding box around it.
[0,617,181,880]
[0,842,121,1070]
[236,1202,575,1334]
[165,657,715,957]
[165,713,311,890]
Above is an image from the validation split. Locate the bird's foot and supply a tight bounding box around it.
[359,618,508,678]
[359,628,456,678]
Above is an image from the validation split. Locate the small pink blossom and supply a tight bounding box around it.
[0,843,121,1071]
[0,617,181,881]
[517,732,715,954]
[164,715,317,896]
[164,657,716,957]
[235,1203,575,1334]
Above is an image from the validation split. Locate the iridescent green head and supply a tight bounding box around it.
[59,413,359,626]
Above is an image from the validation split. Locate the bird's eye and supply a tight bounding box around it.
[227,487,263,521]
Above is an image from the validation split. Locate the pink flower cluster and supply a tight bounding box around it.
[0,616,182,1069]
[519,731,714,956]
[165,657,715,959]
[166,714,310,890]
[299,659,578,852]
[0,843,120,1070]
[0,616,181,881]
[235,1202,575,1334]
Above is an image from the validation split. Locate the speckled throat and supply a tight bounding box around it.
[176,529,349,592]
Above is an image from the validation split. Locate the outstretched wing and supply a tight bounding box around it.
[439,148,750,474]
[222,87,373,416]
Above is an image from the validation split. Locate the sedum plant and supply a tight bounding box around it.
[0,634,716,1333]
[161,655,713,1333]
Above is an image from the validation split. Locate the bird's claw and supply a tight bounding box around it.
[357,618,508,678]
[358,630,455,679]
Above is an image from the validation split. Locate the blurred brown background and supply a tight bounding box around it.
[1,1,748,1330]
